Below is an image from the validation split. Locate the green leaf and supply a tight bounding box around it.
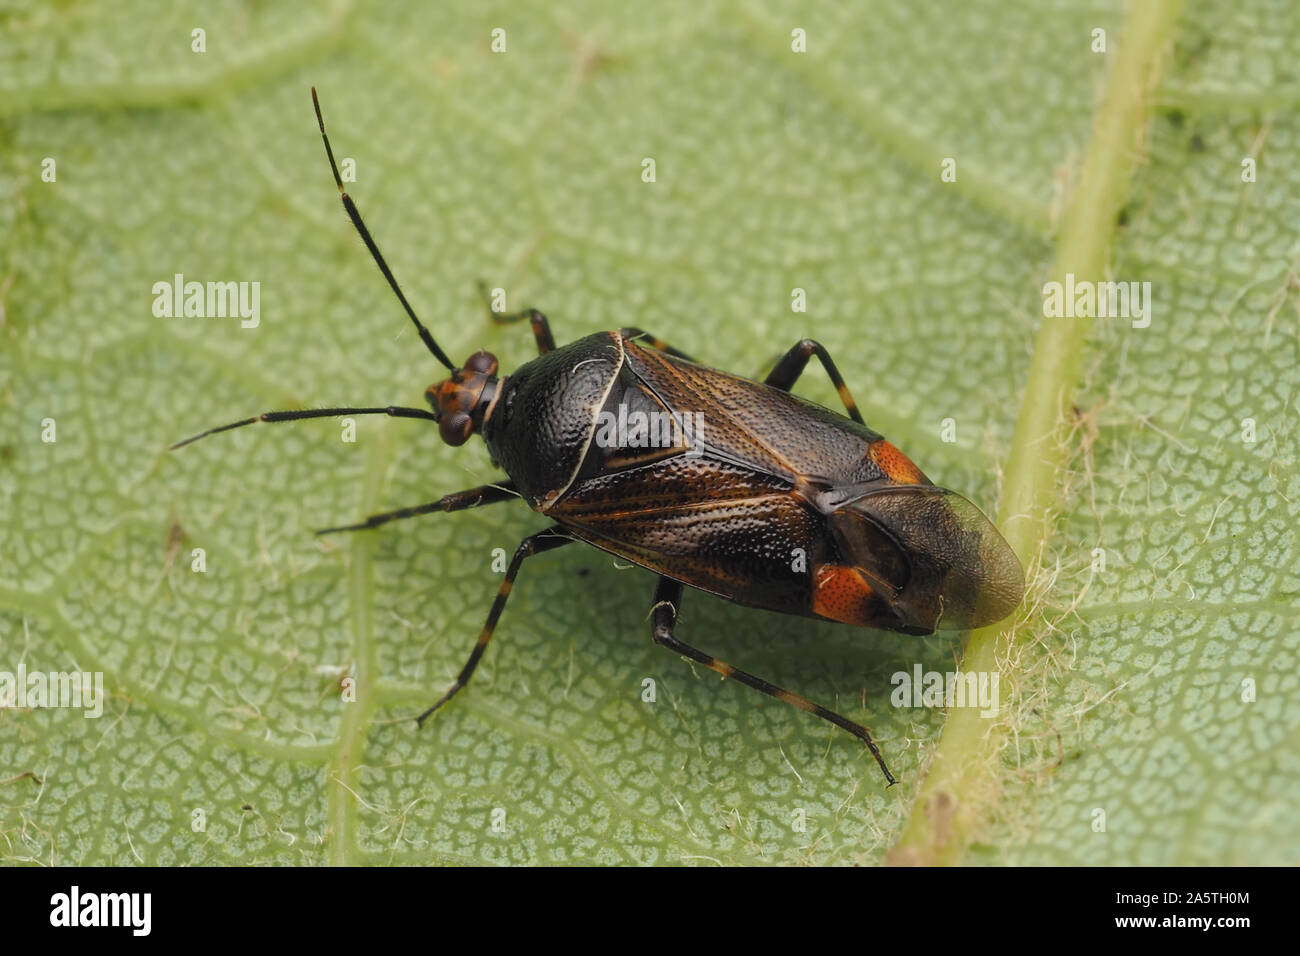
[2,0,1295,865]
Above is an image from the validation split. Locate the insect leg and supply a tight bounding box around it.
[763,339,865,425]
[649,576,895,785]
[477,281,557,355]
[619,327,697,361]
[316,481,519,535]
[415,526,573,726]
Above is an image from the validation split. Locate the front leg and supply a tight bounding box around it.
[478,280,557,355]
[315,481,519,535]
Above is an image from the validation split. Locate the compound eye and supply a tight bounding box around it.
[464,350,498,375]
[439,411,474,446]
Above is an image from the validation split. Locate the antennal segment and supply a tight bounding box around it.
[311,87,455,371]
[170,405,438,450]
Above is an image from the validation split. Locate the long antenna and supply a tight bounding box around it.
[312,87,455,371]
[169,406,439,450]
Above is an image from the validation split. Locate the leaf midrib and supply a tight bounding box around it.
[891,0,1188,865]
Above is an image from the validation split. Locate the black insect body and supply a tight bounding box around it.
[171,91,1025,785]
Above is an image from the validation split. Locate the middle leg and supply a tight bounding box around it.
[619,326,697,361]
[416,526,573,725]
[763,338,865,425]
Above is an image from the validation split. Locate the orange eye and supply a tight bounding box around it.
[439,411,473,446]
[464,350,498,375]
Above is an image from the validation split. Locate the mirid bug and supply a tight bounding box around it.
[170,90,1025,786]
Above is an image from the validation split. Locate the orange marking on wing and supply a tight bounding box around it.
[867,439,928,485]
[812,564,878,626]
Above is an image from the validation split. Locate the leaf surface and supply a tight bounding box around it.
[1,0,1295,865]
